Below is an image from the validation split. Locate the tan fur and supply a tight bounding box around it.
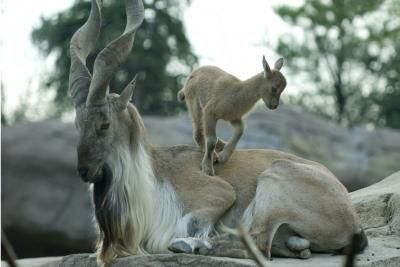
[69,1,365,266]
[178,58,287,175]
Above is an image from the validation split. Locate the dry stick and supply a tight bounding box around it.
[238,225,268,267]
[1,230,19,267]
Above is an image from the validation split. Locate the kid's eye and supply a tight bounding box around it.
[272,87,278,94]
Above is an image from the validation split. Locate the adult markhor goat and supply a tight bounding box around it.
[70,0,367,266]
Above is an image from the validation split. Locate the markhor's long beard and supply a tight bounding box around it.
[92,164,114,263]
[91,144,156,265]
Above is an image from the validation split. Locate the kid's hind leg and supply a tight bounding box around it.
[201,108,218,176]
[187,100,205,151]
[193,123,204,151]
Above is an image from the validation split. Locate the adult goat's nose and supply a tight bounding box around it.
[78,167,89,178]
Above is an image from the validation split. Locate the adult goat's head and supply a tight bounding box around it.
[69,0,144,183]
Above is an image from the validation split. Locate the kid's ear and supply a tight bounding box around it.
[274,58,284,70]
[262,55,272,78]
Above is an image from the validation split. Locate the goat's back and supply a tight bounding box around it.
[182,66,241,102]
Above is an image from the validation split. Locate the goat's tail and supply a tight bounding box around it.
[342,229,368,267]
[177,89,185,102]
[354,229,368,253]
[335,228,369,267]
[343,228,368,255]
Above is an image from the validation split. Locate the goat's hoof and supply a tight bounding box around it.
[168,240,192,253]
[201,165,215,176]
[286,236,310,251]
[215,138,226,152]
[213,151,219,164]
[204,169,215,176]
[299,249,311,259]
[168,238,212,254]
[216,152,227,163]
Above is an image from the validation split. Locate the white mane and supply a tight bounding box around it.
[105,140,182,256]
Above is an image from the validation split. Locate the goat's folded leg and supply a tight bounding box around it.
[169,228,312,260]
[169,232,251,258]
[169,173,237,253]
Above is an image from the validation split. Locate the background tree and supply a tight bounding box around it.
[1,82,7,125]
[374,0,400,129]
[32,0,197,117]
[274,0,400,128]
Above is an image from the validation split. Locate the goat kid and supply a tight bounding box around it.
[178,57,287,175]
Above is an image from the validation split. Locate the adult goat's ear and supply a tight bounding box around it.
[274,57,284,71]
[117,74,137,109]
[262,55,272,78]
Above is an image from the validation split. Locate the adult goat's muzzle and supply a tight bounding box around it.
[77,163,110,183]
[76,149,105,183]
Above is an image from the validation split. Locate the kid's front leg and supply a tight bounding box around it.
[217,119,244,163]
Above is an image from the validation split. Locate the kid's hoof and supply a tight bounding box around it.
[215,138,226,152]
[201,163,215,176]
[213,151,219,164]
[216,151,228,163]
[203,168,215,176]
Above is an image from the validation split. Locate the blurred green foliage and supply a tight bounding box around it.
[275,0,400,128]
[32,0,197,117]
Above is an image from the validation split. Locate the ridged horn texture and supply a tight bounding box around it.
[69,0,101,108]
[86,0,145,106]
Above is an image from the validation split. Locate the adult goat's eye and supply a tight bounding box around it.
[272,87,277,94]
[100,123,110,130]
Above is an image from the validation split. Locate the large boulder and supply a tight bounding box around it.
[351,171,400,239]
[1,122,96,257]
[2,106,400,258]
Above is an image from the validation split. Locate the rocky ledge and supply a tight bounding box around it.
[3,171,400,267]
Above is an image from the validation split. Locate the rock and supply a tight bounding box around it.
[2,106,400,258]
[1,257,62,267]
[4,237,400,267]
[1,122,96,258]
[351,171,400,237]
